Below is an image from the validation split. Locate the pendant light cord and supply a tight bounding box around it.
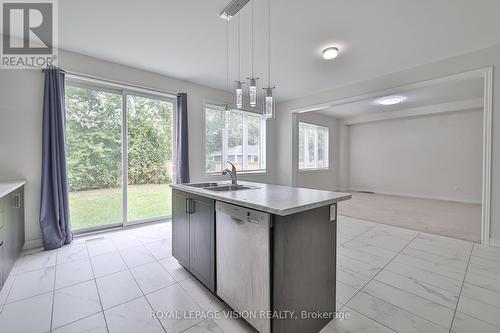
[226,19,229,91]
[238,15,241,80]
[267,0,271,86]
[251,0,254,77]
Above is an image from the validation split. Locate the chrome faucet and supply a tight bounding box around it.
[222,161,237,185]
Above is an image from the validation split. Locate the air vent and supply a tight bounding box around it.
[220,0,250,20]
[85,236,106,242]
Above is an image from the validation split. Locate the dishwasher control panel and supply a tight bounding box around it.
[246,211,266,224]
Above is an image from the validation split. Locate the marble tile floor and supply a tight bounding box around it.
[0,216,499,333]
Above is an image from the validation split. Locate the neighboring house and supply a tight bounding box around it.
[211,145,260,170]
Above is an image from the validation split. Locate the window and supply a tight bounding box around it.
[205,104,266,173]
[65,81,175,231]
[298,122,329,170]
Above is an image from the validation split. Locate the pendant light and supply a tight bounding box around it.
[263,0,275,119]
[234,15,245,109]
[247,0,259,108]
[224,103,232,127]
[224,19,232,128]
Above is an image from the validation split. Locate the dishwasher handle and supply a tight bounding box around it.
[231,216,246,224]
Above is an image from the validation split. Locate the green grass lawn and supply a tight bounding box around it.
[69,184,172,230]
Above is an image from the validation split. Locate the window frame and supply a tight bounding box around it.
[203,102,267,175]
[65,77,177,234]
[297,121,330,171]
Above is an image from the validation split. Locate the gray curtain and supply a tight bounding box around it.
[175,93,190,183]
[40,66,72,250]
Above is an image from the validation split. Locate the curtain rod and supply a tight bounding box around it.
[41,67,179,98]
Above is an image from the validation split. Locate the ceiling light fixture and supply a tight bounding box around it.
[376,96,406,106]
[322,47,339,60]
[219,0,275,119]
[247,0,259,108]
[224,19,232,128]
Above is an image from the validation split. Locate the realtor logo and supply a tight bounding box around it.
[1,0,58,68]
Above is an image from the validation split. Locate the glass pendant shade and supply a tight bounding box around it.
[224,104,231,128]
[247,77,258,107]
[235,81,244,109]
[263,87,275,119]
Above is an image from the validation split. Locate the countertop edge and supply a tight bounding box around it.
[170,183,351,216]
[0,180,26,198]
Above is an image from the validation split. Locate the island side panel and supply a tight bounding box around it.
[172,189,190,268]
[272,204,336,333]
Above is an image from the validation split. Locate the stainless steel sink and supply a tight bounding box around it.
[206,185,257,192]
[185,182,220,188]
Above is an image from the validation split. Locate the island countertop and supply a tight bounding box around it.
[170,181,351,216]
[0,180,26,198]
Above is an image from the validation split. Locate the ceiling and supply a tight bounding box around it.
[312,77,484,119]
[58,0,500,102]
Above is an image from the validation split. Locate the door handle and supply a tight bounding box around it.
[185,198,195,214]
[190,199,195,214]
[185,198,190,214]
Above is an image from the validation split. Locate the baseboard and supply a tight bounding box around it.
[348,188,481,205]
[22,238,43,251]
[488,238,500,248]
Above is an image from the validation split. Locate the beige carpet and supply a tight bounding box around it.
[338,192,481,242]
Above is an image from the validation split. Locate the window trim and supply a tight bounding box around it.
[297,121,330,172]
[203,101,267,175]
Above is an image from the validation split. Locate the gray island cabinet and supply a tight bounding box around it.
[170,181,351,333]
[172,190,215,291]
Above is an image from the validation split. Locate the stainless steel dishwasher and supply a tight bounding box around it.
[216,201,271,333]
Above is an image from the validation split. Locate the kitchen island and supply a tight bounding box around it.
[170,181,351,333]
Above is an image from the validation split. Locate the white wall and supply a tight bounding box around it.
[0,70,44,249]
[276,43,500,243]
[0,49,276,248]
[348,110,483,203]
[293,112,339,191]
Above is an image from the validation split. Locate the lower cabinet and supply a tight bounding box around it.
[0,187,25,290]
[172,189,215,292]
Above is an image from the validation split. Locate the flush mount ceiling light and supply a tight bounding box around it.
[322,47,339,60]
[376,96,406,106]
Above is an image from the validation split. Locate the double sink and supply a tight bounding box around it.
[185,182,258,192]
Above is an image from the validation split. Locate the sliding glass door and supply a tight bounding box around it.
[65,82,174,232]
[66,84,124,231]
[126,94,173,224]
